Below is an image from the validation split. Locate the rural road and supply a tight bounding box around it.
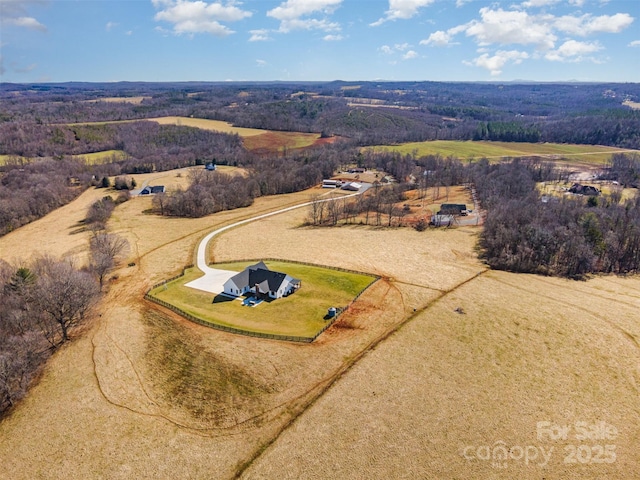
[185,186,368,294]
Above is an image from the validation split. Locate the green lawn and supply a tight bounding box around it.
[366,140,635,165]
[148,261,377,339]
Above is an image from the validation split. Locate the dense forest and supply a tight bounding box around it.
[2,81,640,149]
[1,80,639,238]
[472,158,640,278]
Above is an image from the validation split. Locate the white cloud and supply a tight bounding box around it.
[555,13,634,36]
[126,30,133,36]
[521,0,585,8]
[403,50,418,60]
[371,0,435,26]
[153,0,252,37]
[380,43,417,60]
[545,39,602,61]
[267,0,343,33]
[521,0,558,7]
[0,0,47,32]
[256,59,266,67]
[249,29,271,41]
[106,21,119,32]
[420,30,453,47]
[465,50,528,76]
[5,16,47,32]
[415,4,634,76]
[323,34,344,41]
[629,40,640,47]
[465,8,556,50]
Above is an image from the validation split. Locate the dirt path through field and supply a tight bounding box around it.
[0,184,491,479]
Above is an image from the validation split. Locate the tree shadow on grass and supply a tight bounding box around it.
[212,294,235,304]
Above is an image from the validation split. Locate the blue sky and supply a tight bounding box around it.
[1,0,638,83]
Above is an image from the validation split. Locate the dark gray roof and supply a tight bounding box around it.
[229,262,292,293]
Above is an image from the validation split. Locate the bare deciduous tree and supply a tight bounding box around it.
[89,232,130,288]
[31,257,100,345]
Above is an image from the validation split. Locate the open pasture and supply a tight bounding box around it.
[81,96,150,104]
[148,261,376,338]
[68,116,327,154]
[146,116,268,137]
[368,140,634,165]
[241,130,322,153]
[242,270,640,480]
[623,100,640,110]
[73,149,128,165]
[0,154,30,166]
[2,163,639,480]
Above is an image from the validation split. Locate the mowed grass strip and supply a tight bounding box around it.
[368,140,634,164]
[148,261,376,338]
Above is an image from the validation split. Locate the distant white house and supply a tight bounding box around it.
[222,261,301,299]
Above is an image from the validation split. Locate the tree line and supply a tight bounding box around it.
[0,197,129,417]
[152,145,343,218]
[473,158,640,278]
[4,81,639,149]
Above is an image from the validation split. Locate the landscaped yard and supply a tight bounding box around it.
[148,261,377,339]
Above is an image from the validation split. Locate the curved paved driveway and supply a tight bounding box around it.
[185,188,366,294]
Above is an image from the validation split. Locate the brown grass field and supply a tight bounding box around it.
[67,116,332,155]
[146,116,268,137]
[623,100,640,110]
[0,176,639,479]
[82,96,150,104]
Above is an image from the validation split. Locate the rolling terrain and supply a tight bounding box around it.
[0,174,638,479]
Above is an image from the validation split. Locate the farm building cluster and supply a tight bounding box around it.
[322,179,363,191]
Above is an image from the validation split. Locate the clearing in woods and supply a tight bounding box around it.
[0,172,639,479]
